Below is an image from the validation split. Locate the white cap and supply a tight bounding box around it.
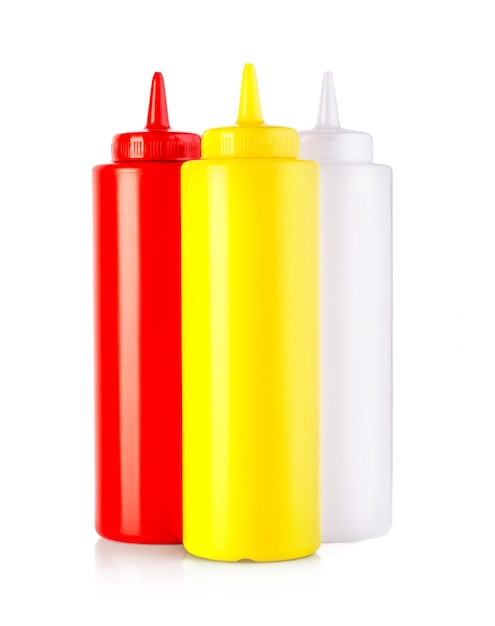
[299,72,373,163]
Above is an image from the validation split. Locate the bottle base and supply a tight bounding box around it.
[96,525,182,545]
[183,540,320,563]
[322,520,392,544]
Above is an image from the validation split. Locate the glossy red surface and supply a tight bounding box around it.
[93,162,185,543]
[92,73,200,543]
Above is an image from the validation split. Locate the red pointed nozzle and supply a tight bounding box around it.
[146,72,170,130]
[112,71,201,161]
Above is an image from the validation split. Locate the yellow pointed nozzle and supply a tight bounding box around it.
[237,63,264,126]
[201,63,299,159]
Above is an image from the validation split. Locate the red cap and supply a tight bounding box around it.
[111,73,201,162]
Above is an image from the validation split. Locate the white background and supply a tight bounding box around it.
[0,0,494,624]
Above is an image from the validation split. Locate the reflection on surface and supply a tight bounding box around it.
[182,551,322,597]
[95,538,186,589]
[95,538,323,597]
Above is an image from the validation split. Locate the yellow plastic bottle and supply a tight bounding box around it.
[181,64,320,562]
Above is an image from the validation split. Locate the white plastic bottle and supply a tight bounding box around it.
[300,73,392,542]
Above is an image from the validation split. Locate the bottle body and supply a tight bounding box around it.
[93,162,182,543]
[319,162,392,542]
[181,158,321,561]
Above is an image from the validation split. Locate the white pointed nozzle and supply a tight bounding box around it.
[316,72,340,129]
[299,71,373,163]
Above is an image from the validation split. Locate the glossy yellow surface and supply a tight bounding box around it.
[181,64,320,562]
[181,158,320,561]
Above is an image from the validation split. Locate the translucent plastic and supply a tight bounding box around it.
[300,73,392,542]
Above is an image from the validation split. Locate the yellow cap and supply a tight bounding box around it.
[201,64,299,159]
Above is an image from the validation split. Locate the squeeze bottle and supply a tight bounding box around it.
[300,73,392,542]
[181,64,320,561]
[93,73,200,543]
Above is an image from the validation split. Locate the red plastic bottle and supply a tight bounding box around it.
[93,73,201,543]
